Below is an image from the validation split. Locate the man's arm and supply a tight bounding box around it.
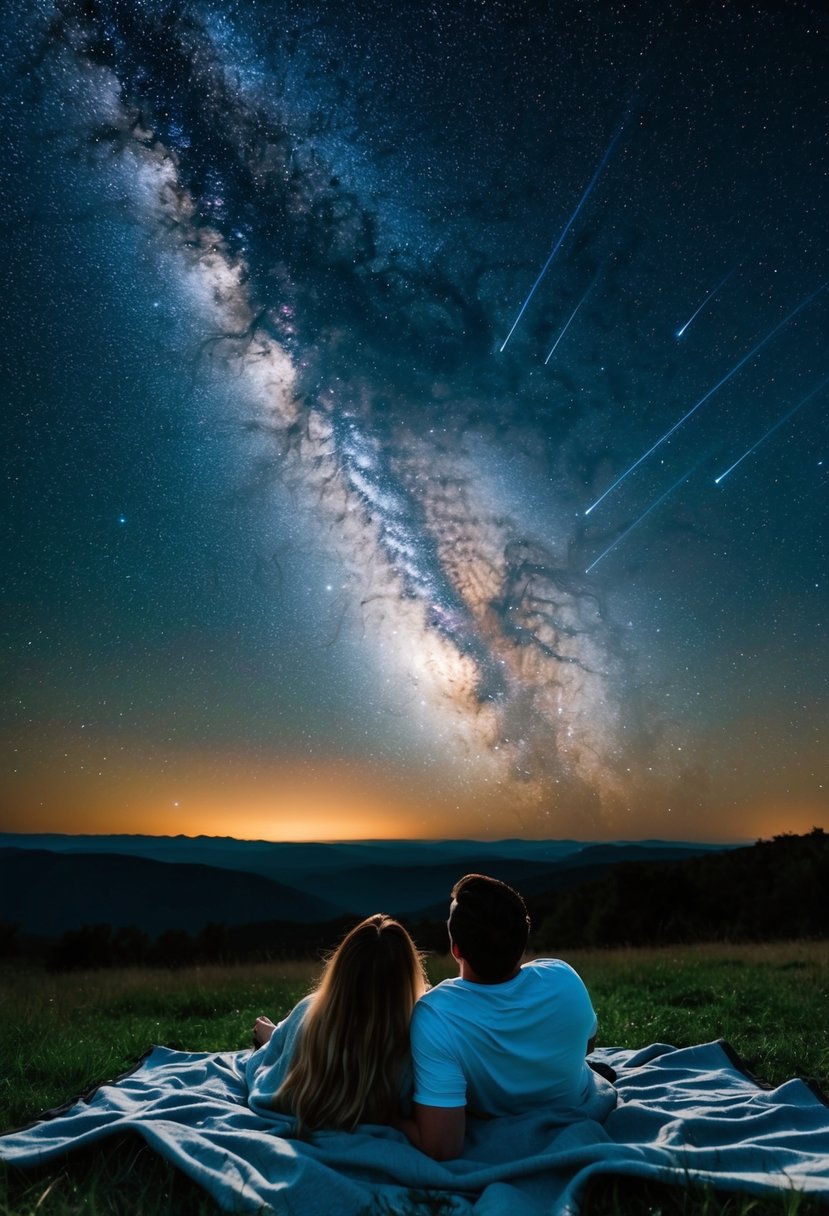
[398,1103,465,1161]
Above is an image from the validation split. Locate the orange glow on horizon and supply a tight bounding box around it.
[1,752,441,842]
[732,796,829,843]
[3,736,826,843]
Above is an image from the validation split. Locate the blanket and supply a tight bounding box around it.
[2,1041,828,1215]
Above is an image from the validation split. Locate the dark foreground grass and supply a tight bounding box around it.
[0,962,314,1132]
[570,940,829,1093]
[1,942,827,1215]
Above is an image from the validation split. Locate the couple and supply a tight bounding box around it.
[247,873,608,1161]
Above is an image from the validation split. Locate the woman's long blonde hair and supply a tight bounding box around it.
[274,913,427,1134]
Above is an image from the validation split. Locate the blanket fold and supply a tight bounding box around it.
[2,1041,827,1216]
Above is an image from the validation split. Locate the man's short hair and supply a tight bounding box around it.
[448,873,530,982]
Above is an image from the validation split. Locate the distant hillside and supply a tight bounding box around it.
[299,857,574,915]
[0,833,591,883]
[529,829,829,948]
[404,843,735,920]
[4,831,810,965]
[0,849,340,937]
[0,834,730,925]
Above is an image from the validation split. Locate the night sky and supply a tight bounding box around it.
[2,0,827,843]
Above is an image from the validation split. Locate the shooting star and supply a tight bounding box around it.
[715,374,829,484]
[585,465,698,574]
[544,270,602,364]
[675,265,738,339]
[586,282,827,515]
[499,114,628,353]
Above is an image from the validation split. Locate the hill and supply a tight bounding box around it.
[529,828,829,948]
[1,832,821,964]
[0,848,340,937]
[0,833,729,925]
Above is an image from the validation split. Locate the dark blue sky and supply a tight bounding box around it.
[1,0,827,841]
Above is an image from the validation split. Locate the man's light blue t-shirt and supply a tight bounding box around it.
[410,958,598,1116]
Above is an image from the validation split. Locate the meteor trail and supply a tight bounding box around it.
[585,282,827,515]
[715,374,829,484]
[675,265,738,339]
[585,466,698,574]
[499,116,627,353]
[544,270,601,364]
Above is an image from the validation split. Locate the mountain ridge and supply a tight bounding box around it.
[0,848,341,937]
[0,834,735,938]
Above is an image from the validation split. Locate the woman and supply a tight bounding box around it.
[247,913,427,1134]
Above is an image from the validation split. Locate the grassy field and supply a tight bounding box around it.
[0,941,827,1214]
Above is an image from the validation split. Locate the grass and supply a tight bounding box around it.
[0,961,314,1132]
[0,942,827,1214]
[568,940,829,1091]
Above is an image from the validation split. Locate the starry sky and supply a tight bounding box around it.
[1,0,827,844]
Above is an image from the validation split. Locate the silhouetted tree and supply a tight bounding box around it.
[150,928,195,966]
[112,924,150,966]
[49,923,115,969]
[0,923,20,958]
[405,918,450,957]
[197,922,229,963]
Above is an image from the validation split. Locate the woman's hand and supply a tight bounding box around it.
[253,1016,276,1048]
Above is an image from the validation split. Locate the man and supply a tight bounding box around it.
[401,873,603,1160]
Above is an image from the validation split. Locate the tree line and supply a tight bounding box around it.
[528,828,828,950]
[0,915,451,970]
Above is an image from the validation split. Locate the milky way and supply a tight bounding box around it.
[3,0,827,839]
